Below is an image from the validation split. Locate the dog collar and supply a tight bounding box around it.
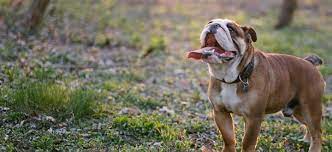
[219,57,255,92]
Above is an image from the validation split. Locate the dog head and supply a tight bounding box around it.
[187,19,257,81]
[188,19,256,64]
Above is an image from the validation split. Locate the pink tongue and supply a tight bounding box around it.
[186,47,221,60]
[187,47,235,60]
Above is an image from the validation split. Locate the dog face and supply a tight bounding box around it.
[199,19,257,64]
[187,19,257,81]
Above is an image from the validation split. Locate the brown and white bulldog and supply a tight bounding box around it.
[187,19,325,152]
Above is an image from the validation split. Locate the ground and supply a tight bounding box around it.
[0,0,332,151]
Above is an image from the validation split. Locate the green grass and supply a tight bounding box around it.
[112,114,180,142]
[5,112,27,122]
[32,134,58,150]
[140,35,167,58]
[0,40,19,61]
[0,65,102,120]
[1,81,100,120]
[113,90,162,110]
[108,114,194,151]
[1,111,331,151]
[323,94,332,104]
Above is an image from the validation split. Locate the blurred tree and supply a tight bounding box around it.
[10,0,24,11]
[275,0,297,29]
[25,0,50,31]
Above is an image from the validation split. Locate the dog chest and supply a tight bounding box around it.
[212,83,245,114]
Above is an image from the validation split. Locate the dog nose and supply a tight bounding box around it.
[209,23,221,34]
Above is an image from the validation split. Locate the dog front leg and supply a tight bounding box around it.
[241,116,263,152]
[214,109,236,152]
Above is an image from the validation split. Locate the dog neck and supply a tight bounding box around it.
[207,44,255,83]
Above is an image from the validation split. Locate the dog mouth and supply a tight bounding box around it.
[187,33,237,62]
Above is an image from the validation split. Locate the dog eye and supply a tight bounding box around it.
[207,21,213,24]
[228,26,234,33]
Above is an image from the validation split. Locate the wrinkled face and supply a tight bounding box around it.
[186,19,257,81]
[195,19,256,64]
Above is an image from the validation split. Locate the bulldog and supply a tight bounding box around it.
[187,19,325,152]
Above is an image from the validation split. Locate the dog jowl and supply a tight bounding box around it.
[187,19,325,152]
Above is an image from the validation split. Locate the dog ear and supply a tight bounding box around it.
[241,26,257,42]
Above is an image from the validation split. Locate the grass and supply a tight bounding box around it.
[1,81,101,120]
[112,114,180,142]
[109,114,194,151]
[0,66,102,120]
[140,35,167,58]
[32,134,58,150]
[113,90,162,110]
[0,40,19,61]
[1,110,331,151]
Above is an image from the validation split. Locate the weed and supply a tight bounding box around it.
[31,67,57,81]
[141,35,166,58]
[6,112,27,123]
[32,134,57,150]
[48,52,76,65]
[6,82,68,115]
[320,65,332,77]
[323,94,332,104]
[103,80,124,91]
[97,69,144,83]
[68,89,100,119]
[0,41,18,61]
[94,33,110,47]
[128,32,142,48]
[185,120,211,134]
[114,91,162,110]
[111,114,181,143]
[1,64,21,82]
[2,80,101,120]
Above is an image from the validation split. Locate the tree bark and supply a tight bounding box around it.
[10,0,24,11]
[26,0,50,31]
[275,0,297,29]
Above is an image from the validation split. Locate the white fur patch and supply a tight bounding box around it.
[209,82,251,115]
[219,83,242,112]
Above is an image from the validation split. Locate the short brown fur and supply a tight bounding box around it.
[205,21,325,152]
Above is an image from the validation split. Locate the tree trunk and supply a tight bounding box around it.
[26,0,50,31]
[275,0,297,29]
[10,0,24,11]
